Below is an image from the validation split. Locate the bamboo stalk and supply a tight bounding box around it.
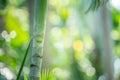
[93,5,114,80]
[99,5,114,80]
[30,0,48,80]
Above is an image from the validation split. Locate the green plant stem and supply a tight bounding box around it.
[30,0,48,80]
[17,39,32,80]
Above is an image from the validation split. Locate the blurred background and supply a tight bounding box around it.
[0,0,120,80]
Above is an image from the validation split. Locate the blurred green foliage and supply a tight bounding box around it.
[0,0,120,80]
[0,0,7,10]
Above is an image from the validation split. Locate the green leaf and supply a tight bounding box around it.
[23,74,28,80]
[40,69,55,80]
[16,39,32,80]
[86,0,109,12]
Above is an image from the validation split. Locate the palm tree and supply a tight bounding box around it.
[29,0,48,80]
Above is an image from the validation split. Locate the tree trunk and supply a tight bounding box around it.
[30,0,48,80]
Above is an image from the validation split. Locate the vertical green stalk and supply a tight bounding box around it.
[30,0,48,80]
[93,5,114,80]
[99,5,114,80]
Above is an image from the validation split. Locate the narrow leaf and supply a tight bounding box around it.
[86,0,109,13]
[16,39,32,80]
